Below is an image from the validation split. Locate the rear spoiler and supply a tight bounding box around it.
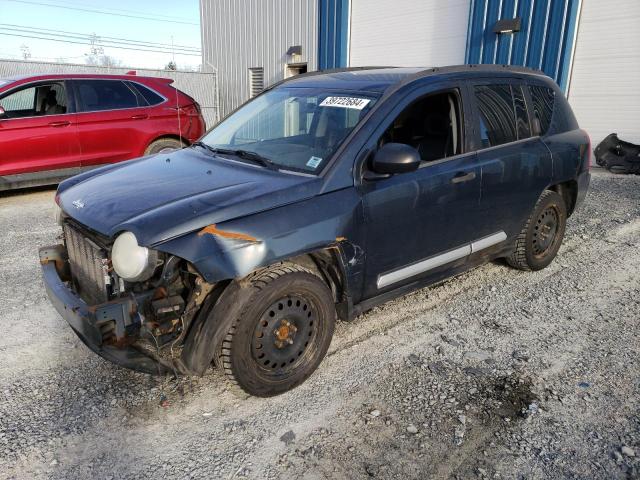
[126,71,174,85]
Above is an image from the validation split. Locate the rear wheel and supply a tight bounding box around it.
[217,263,335,397]
[507,190,567,271]
[145,138,184,155]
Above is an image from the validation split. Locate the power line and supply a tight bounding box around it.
[3,0,200,25]
[0,32,202,56]
[23,0,198,23]
[0,23,201,50]
[0,25,201,54]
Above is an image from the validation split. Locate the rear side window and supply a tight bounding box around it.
[528,85,555,136]
[474,85,518,148]
[130,82,165,106]
[513,86,530,139]
[74,80,140,112]
[474,84,533,148]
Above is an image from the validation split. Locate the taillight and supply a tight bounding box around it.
[181,103,200,117]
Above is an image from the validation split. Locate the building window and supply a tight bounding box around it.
[248,68,264,98]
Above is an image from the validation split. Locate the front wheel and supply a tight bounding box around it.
[217,263,336,397]
[506,190,567,271]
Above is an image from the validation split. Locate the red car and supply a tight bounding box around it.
[0,73,206,191]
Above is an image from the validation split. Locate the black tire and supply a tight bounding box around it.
[217,263,336,397]
[506,190,567,271]
[144,138,184,155]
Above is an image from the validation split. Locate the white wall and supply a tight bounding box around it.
[349,0,471,68]
[200,0,318,117]
[568,0,640,145]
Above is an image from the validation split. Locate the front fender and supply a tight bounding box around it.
[156,188,364,284]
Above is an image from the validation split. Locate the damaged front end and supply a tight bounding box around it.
[40,218,215,375]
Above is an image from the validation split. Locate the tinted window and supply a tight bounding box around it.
[513,85,530,139]
[528,85,554,136]
[474,85,518,148]
[130,82,164,106]
[75,80,139,112]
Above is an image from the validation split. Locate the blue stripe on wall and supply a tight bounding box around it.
[318,0,350,70]
[465,0,581,91]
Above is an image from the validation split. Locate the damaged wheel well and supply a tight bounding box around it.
[286,248,350,321]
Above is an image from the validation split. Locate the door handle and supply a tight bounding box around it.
[451,171,476,184]
[48,121,71,127]
[131,114,148,120]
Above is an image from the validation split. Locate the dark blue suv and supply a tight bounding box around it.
[40,65,590,396]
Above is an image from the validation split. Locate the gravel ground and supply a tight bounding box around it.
[0,168,638,480]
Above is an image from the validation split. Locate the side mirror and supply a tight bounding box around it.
[370,143,421,175]
[0,105,5,118]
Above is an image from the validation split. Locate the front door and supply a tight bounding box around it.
[0,81,81,178]
[359,85,483,299]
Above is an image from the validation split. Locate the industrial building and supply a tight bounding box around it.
[200,0,639,145]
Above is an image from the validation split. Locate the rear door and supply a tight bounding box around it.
[71,79,151,167]
[0,80,81,177]
[468,80,553,240]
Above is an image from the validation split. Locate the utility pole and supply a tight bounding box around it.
[20,44,31,60]
[89,33,104,56]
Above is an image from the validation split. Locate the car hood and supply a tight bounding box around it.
[57,148,322,245]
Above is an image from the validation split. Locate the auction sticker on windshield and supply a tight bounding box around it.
[320,96,371,110]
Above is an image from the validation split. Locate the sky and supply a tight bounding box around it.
[0,0,202,70]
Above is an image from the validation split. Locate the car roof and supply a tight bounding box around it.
[278,64,549,94]
[0,73,173,84]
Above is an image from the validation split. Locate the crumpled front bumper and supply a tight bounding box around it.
[39,245,172,375]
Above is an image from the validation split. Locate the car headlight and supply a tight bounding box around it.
[111,231,158,282]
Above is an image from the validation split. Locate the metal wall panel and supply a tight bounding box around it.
[200,0,318,117]
[0,59,219,126]
[349,0,470,68]
[568,0,640,145]
[318,0,350,69]
[465,0,581,91]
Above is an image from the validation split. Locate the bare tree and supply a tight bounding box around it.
[85,54,123,67]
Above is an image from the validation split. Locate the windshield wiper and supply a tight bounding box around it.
[230,149,277,169]
[192,141,218,155]
[194,143,277,169]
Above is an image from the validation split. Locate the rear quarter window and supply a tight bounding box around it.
[130,82,165,106]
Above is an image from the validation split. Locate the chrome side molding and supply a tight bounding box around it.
[377,231,507,289]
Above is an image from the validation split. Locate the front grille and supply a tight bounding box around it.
[63,222,109,305]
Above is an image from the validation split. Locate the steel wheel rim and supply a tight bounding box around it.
[251,295,317,374]
[532,205,559,257]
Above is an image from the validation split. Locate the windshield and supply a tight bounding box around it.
[200,87,378,173]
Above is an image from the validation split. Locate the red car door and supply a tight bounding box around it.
[71,79,151,167]
[0,81,81,178]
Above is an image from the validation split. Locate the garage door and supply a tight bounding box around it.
[568,1,640,146]
[349,0,470,67]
